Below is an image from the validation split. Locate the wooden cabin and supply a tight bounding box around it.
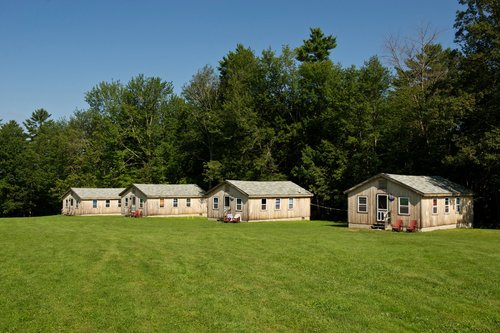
[206,180,313,222]
[62,188,125,216]
[119,184,206,217]
[344,173,473,231]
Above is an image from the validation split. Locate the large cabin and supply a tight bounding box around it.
[62,188,125,216]
[206,180,313,222]
[119,184,206,217]
[344,173,473,231]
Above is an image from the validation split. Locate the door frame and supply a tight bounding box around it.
[376,194,388,222]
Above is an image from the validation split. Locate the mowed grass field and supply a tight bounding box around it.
[0,216,499,332]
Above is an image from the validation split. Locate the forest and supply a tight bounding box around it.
[0,0,498,227]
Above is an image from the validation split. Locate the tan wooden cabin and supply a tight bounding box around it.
[62,188,125,216]
[206,180,313,222]
[119,184,206,217]
[344,173,473,231]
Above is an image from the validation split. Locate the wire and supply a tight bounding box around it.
[310,203,348,212]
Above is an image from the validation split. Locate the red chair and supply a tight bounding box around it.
[392,219,403,232]
[406,220,418,232]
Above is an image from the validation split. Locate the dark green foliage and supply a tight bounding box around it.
[296,27,337,62]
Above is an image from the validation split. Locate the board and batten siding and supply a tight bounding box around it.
[62,194,121,215]
[347,178,422,228]
[420,196,473,230]
[207,184,249,221]
[144,197,206,217]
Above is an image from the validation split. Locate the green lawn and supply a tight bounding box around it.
[0,216,499,332]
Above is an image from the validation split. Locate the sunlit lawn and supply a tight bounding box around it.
[0,215,499,332]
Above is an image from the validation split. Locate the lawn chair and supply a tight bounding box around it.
[224,213,233,223]
[406,220,418,232]
[392,219,403,232]
[232,214,241,223]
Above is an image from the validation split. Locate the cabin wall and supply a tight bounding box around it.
[347,178,422,228]
[420,195,474,230]
[120,188,147,216]
[246,197,310,221]
[62,193,121,215]
[207,184,249,221]
[144,197,206,216]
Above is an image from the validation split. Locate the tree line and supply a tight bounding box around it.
[1,0,498,226]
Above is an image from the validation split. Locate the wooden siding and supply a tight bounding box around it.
[62,194,121,215]
[347,176,474,230]
[206,183,311,221]
[120,187,205,217]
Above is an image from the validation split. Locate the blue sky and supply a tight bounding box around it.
[0,0,462,125]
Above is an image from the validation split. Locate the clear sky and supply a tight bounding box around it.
[0,0,463,125]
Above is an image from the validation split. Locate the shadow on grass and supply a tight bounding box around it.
[321,221,348,228]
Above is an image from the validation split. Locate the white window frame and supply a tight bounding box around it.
[76,200,79,208]
[261,198,267,210]
[288,198,294,209]
[125,197,128,207]
[139,198,144,209]
[213,197,219,210]
[444,197,450,214]
[236,198,242,211]
[432,198,438,215]
[92,199,98,209]
[65,199,68,207]
[105,199,110,208]
[173,198,178,208]
[118,199,121,208]
[275,198,281,210]
[186,198,191,207]
[357,196,368,213]
[456,197,462,214]
[160,197,165,208]
[398,197,410,215]
[224,196,230,209]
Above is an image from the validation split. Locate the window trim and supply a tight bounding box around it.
[236,198,242,211]
[125,197,129,207]
[444,197,450,214]
[92,199,97,209]
[118,199,121,208]
[357,196,368,213]
[275,198,281,210]
[173,198,178,208]
[139,198,144,209]
[160,197,165,208]
[288,198,294,210]
[456,197,462,214]
[398,197,410,215]
[213,197,219,210]
[261,198,267,210]
[432,198,438,215]
[186,198,191,207]
[105,199,110,208]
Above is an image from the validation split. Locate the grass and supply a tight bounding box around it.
[0,216,499,332]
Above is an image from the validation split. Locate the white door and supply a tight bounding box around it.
[376,194,388,222]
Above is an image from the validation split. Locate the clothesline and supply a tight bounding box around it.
[310,203,348,212]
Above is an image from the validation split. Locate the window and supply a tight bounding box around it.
[65,199,68,207]
[444,197,450,214]
[105,200,110,208]
[432,198,438,214]
[160,198,165,208]
[139,198,144,208]
[398,197,410,215]
[224,196,230,209]
[213,197,219,209]
[76,201,79,208]
[456,197,462,214]
[173,198,178,208]
[118,199,121,208]
[357,196,368,213]
[261,198,267,210]
[186,198,191,207]
[275,198,281,210]
[70,199,74,207]
[236,198,242,211]
[288,198,294,209]
[125,197,128,207]
[92,199,97,209]
[132,196,136,206]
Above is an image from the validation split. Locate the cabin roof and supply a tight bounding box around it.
[66,188,125,200]
[215,180,313,198]
[345,173,473,196]
[120,184,205,198]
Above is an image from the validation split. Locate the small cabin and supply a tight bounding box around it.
[344,173,473,231]
[206,180,313,222]
[119,184,206,217]
[62,188,125,216]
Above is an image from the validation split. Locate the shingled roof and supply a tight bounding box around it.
[67,188,125,200]
[345,173,472,196]
[223,180,313,197]
[120,184,205,198]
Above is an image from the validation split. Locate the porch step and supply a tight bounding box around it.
[371,222,385,230]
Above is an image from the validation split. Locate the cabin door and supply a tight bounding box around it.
[376,194,388,222]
